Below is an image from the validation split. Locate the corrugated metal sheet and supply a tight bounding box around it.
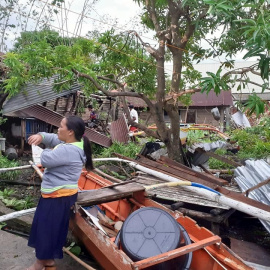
[233,92,270,102]
[19,104,112,147]
[135,176,231,209]
[2,76,80,115]
[126,96,148,108]
[110,116,129,143]
[110,90,233,108]
[234,160,270,233]
[189,90,233,107]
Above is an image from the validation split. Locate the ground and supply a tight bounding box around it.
[0,155,42,205]
[0,155,101,269]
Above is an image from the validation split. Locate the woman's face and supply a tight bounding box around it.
[58,118,71,142]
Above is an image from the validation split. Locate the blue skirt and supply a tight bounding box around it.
[28,193,77,260]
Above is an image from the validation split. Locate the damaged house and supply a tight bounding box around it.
[1,77,112,155]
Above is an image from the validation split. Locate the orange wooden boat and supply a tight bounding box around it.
[70,170,253,270]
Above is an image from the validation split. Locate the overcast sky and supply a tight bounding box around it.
[3,0,149,49]
[2,0,255,68]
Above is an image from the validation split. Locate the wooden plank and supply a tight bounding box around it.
[196,148,242,167]
[136,156,219,189]
[100,178,138,189]
[71,213,133,270]
[158,156,270,212]
[115,154,270,212]
[77,183,145,206]
[131,235,221,270]
[159,156,228,186]
[244,177,270,197]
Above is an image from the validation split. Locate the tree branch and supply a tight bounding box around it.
[222,65,258,78]
[129,30,161,59]
[146,0,161,33]
[198,8,208,20]
[71,69,155,111]
[97,75,124,87]
[165,88,201,103]
[180,16,196,49]
[236,79,270,91]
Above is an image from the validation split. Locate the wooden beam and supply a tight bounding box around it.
[77,183,145,206]
[131,235,221,270]
[244,177,270,197]
[21,118,26,153]
[196,148,242,167]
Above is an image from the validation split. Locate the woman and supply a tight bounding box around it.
[26,116,93,270]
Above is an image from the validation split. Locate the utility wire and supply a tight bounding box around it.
[37,0,224,65]
[6,7,177,76]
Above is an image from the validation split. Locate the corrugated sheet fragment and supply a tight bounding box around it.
[234,160,270,233]
[20,105,112,147]
[110,116,129,143]
[2,76,80,115]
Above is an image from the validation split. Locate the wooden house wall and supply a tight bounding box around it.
[45,96,227,129]
[179,107,221,126]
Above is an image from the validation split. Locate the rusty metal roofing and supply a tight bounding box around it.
[188,90,233,107]
[17,104,112,147]
[2,76,81,115]
[233,92,270,102]
[110,90,233,108]
[110,116,129,144]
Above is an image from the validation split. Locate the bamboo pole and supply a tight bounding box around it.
[94,168,122,183]
[93,158,270,222]
[29,161,43,179]
[0,165,32,172]
[63,247,97,270]
[0,208,36,222]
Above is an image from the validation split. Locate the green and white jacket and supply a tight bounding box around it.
[39,132,86,194]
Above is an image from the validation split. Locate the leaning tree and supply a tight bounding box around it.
[2,0,270,163]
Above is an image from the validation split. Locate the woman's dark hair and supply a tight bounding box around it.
[66,115,94,171]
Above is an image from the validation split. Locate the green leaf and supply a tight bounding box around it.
[70,246,81,256]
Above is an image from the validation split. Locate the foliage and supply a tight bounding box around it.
[186,130,209,146]
[0,222,6,229]
[200,68,230,95]
[208,149,234,169]
[0,115,7,126]
[0,156,20,180]
[97,141,141,159]
[2,196,35,210]
[91,143,105,157]
[230,127,270,160]
[243,94,268,117]
[2,1,270,162]
[188,123,270,169]
[186,130,222,146]
[0,188,15,199]
[3,29,156,98]
[67,242,81,257]
[208,157,233,170]
[0,188,35,210]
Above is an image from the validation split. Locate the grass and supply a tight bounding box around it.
[0,156,21,180]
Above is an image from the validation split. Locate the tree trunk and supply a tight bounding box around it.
[165,104,183,163]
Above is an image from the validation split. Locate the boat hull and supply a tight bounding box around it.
[70,171,253,270]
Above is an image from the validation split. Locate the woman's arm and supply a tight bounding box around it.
[28,133,63,148]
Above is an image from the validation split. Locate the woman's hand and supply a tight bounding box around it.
[28,134,43,145]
